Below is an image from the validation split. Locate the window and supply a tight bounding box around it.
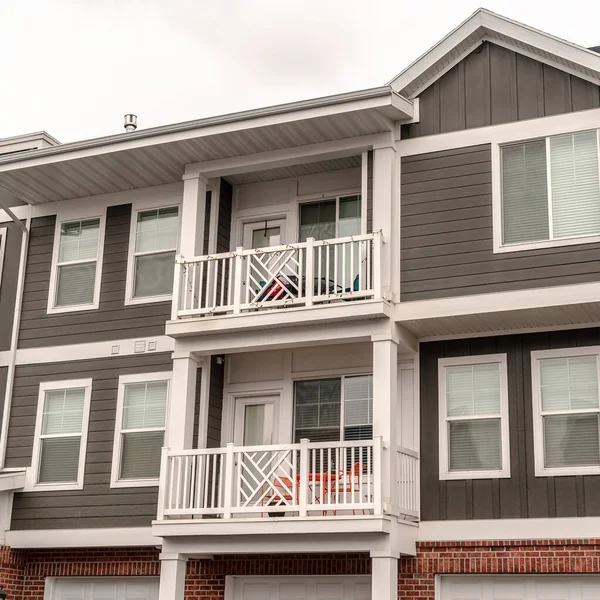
[499,129,600,251]
[532,347,600,476]
[127,206,179,303]
[299,195,361,242]
[438,355,510,480]
[111,372,171,487]
[293,375,373,443]
[27,379,92,491]
[48,216,104,313]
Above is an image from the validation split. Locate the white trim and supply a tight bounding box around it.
[531,346,600,477]
[438,354,510,480]
[110,371,172,488]
[0,205,30,224]
[125,201,182,306]
[6,526,159,548]
[419,516,600,542]
[0,227,6,287]
[47,211,106,314]
[25,378,93,492]
[15,335,174,365]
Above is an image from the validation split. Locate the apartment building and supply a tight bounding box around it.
[0,8,600,600]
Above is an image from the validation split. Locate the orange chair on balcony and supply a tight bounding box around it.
[262,476,296,517]
[328,462,368,516]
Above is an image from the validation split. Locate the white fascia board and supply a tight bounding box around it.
[0,89,407,174]
[6,526,159,548]
[419,517,600,542]
[0,471,25,491]
[395,281,600,323]
[0,205,30,224]
[185,133,393,179]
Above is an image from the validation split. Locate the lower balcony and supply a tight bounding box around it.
[154,439,419,537]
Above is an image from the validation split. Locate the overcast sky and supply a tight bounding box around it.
[1,0,599,143]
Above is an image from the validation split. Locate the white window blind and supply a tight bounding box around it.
[38,387,86,484]
[501,129,600,247]
[440,356,509,478]
[539,355,600,469]
[118,380,168,481]
[133,207,179,299]
[54,219,100,307]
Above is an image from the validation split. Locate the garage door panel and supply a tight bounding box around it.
[51,578,158,600]
[234,576,371,600]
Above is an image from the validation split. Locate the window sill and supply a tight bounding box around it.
[494,233,600,254]
[23,480,84,492]
[124,294,172,306]
[46,302,100,315]
[535,465,600,477]
[110,478,160,489]
[440,468,511,481]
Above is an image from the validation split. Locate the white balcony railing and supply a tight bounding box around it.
[172,231,382,319]
[157,438,420,522]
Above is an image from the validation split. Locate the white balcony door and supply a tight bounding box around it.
[243,219,286,249]
[233,395,279,446]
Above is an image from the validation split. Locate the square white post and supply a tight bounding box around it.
[372,338,398,515]
[166,352,200,452]
[158,552,187,600]
[371,554,399,600]
[180,169,208,259]
[372,145,396,301]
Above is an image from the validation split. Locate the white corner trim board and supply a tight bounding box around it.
[5,527,159,548]
[419,517,600,541]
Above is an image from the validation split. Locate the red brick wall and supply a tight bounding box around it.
[399,539,600,599]
[0,547,26,599]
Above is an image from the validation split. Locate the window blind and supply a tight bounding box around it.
[133,207,178,299]
[550,131,600,239]
[343,375,373,442]
[539,355,600,469]
[38,388,85,484]
[119,380,168,480]
[445,362,503,472]
[502,141,549,244]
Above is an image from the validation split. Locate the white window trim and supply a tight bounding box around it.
[125,200,181,306]
[492,128,600,254]
[47,211,107,314]
[110,371,172,488]
[531,345,600,477]
[25,378,93,492]
[297,193,363,241]
[438,354,510,480]
[0,226,6,287]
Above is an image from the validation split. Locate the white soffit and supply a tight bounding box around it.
[389,8,600,98]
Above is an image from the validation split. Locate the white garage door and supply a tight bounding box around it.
[48,577,159,600]
[441,575,600,600]
[232,576,371,600]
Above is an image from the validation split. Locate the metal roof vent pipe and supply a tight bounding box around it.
[124,114,138,133]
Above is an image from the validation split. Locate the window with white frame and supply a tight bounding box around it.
[111,372,171,487]
[438,355,510,480]
[500,129,600,250]
[27,379,92,491]
[532,348,600,476]
[49,217,104,312]
[128,206,179,302]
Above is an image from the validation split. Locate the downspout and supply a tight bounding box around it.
[0,200,31,469]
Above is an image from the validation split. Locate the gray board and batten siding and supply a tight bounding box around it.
[420,329,600,521]
[0,221,23,352]
[401,41,600,139]
[7,351,224,530]
[400,144,600,301]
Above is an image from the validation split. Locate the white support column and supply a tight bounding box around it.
[372,145,397,301]
[181,168,209,259]
[372,337,398,515]
[166,352,200,451]
[158,552,187,600]
[371,554,399,600]
[207,177,221,255]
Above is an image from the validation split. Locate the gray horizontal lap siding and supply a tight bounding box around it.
[400,145,600,301]
[7,353,174,530]
[420,328,600,521]
[402,42,600,138]
[19,204,171,348]
[0,222,23,351]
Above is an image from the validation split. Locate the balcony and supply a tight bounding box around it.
[155,438,418,533]
[169,232,383,333]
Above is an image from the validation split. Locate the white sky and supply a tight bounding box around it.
[1,0,599,143]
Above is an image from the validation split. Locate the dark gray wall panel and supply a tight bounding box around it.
[0,367,6,431]
[367,151,373,233]
[18,205,171,348]
[218,179,233,253]
[401,145,600,300]
[402,43,600,138]
[420,328,600,521]
[8,352,172,529]
[207,356,224,449]
[0,222,23,351]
